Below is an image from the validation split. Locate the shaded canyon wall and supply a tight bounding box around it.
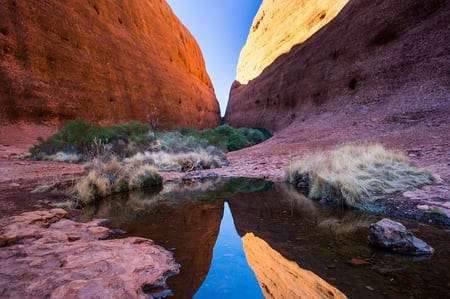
[225,0,450,132]
[0,0,220,129]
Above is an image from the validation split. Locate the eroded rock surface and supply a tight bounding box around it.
[368,218,435,256]
[226,0,450,132]
[0,0,219,128]
[0,208,180,298]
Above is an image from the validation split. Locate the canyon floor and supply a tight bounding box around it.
[0,114,449,225]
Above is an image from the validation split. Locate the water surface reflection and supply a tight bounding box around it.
[194,202,264,298]
[79,178,450,298]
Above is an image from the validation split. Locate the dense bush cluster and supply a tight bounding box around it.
[174,124,272,152]
[29,120,272,162]
[28,120,272,168]
[28,120,272,205]
[29,120,152,160]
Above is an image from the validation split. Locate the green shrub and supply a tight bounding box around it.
[238,128,265,145]
[29,119,272,163]
[186,128,226,150]
[179,124,272,152]
[252,127,273,140]
[29,119,152,160]
[227,133,248,151]
[285,143,436,208]
[111,121,150,139]
[214,124,235,137]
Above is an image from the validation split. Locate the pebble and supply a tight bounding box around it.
[417,205,430,211]
[348,258,369,267]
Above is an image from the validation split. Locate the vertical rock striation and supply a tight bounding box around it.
[0,0,220,129]
[226,0,450,132]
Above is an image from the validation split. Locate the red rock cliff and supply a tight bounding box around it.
[225,0,450,132]
[0,0,220,129]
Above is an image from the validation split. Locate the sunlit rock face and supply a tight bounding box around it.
[235,0,349,85]
[226,0,450,132]
[0,0,220,129]
[242,232,347,299]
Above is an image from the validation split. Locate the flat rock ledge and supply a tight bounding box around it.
[0,208,180,298]
[368,218,435,256]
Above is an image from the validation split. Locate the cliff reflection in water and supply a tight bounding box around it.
[80,178,450,299]
[242,232,346,299]
[79,178,272,299]
[194,202,264,298]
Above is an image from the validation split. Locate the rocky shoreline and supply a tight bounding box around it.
[0,134,449,226]
[0,209,180,298]
[0,123,448,298]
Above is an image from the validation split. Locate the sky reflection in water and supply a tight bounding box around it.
[194,202,264,299]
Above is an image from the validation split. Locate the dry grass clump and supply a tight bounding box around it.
[74,147,223,206]
[45,151,82,163]
[129,164,162,189]
[285,144,435,208]
[124,149,223,172]
[74,157,162,206]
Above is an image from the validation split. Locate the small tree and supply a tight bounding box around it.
[146,106,164,140]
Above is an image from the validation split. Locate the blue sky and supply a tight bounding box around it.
[166,0,262,116]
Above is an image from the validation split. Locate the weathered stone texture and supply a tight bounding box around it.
[0,0,220,128]
[0,209,180,298]
[226,0,450,132]
[368,218,435,256]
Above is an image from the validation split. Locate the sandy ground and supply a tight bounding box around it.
[0,119,449,225]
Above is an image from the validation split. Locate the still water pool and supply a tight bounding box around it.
[79,178,450,299]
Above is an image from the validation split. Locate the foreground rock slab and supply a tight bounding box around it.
[368,218,434,256]
[0,209,179,298]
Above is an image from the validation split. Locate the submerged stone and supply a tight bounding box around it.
[368,218,434,256]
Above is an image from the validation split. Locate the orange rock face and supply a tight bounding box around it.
[226,0,450,132]
[0,0,220,129]
[236,0,349,85]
